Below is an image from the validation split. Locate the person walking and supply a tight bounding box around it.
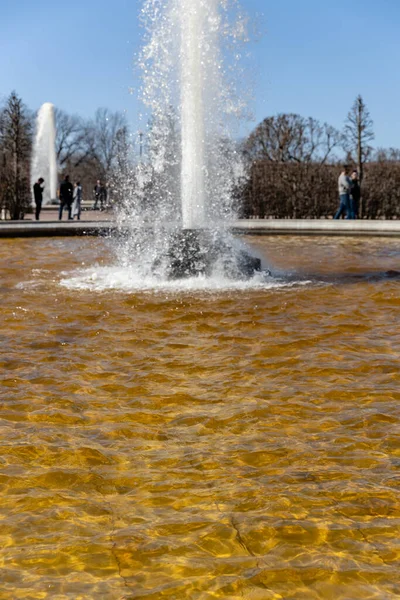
[350,170,361,219]
[72,181,83,220]
[334,165,354,219]
[59,175,74,220]
[33,177,44,220]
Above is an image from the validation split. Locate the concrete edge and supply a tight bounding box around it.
[0,221,115,238]
[1,219,400,238]
[230,219,400,237]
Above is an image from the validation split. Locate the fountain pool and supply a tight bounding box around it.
[1,235,399,599]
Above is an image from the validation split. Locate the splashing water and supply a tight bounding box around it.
[31,103,57,205]
[111,0,260,284]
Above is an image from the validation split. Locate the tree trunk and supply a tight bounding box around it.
[357,103,363,219]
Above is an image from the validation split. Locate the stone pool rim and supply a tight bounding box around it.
[1,219,400,238]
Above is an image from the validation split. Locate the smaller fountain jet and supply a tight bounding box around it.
[31,103,57,206]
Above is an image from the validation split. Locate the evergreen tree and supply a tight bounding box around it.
[0,91,32,219]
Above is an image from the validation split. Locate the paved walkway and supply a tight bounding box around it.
[0,207,115,237]
[19,207,114,222]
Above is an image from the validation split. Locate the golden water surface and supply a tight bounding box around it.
[0,235,399,600]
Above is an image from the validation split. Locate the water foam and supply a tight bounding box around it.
[59,266,310,294]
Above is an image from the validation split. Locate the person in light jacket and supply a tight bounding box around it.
[72,181,82,220]
[334,165,354,219]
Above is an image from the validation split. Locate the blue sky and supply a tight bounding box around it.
[1,0,399,149]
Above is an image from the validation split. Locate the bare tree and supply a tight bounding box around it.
[0,91,32,219]
[91,108,128,180]
[55,108,95,168]
[344,95,374,216]
[54,107,130,203]
[244,114,342,165]
[108,125,136,207]
[373,147,400,163]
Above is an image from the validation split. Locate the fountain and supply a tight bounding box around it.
[118,0,261,280]
[2,4,399,598]
[31,102,58,206]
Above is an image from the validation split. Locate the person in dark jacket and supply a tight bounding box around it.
[59,175,74,220]
[93,180,107,210]
[33,177,44,220]
[350,170,361,219]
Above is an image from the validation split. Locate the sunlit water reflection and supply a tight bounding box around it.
[1,235,399,599]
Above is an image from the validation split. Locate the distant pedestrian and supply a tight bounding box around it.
[101,183,108,210]
[59,175,74,220]
[33,177,44,220]
[93,179,106,210]
[334,165,354,219]
[350,170,361,219]
[72,181,83,220]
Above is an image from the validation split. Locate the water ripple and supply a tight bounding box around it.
[0,236,399,598]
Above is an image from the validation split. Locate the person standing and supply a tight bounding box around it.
[72,181,83,220]
[33,177,44,220]
[59,175,74,220]
[350,170,361,219]
[93,179,104,210]
[334,165,353,219]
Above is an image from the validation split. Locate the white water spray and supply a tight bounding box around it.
[63,0,265,289]
[138,0,247,230]
[110,0,262,282]
[31,103,57,205]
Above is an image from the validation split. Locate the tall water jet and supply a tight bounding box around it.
[180,0,208,229]
[31,103,57,205]
[118,0,261,279]
[137,0,247,225]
